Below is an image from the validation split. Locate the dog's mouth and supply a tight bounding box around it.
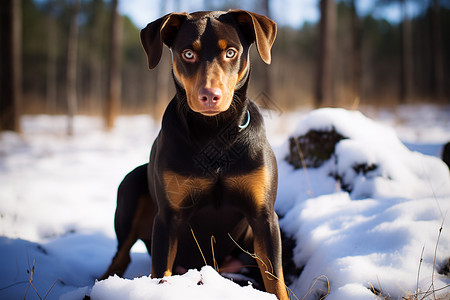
[194,103,232,117]
[199,110,222,116]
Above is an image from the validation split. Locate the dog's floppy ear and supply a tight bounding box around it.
[140,12,188,69]
[228,10,277,64]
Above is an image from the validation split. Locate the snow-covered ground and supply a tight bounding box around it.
[1,105,449,300]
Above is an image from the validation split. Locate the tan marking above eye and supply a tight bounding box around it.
[192,40,202,52]
[218,39,228,50]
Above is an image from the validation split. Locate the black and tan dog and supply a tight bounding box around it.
[101,10,288,300]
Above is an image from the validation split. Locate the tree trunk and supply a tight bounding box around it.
[66,0,79,136]
[105,0,122,129]
[0,0,22,132]
[431,0,444,102]
[315,0,336,107]
[46,2,58,115]
[350,0,362,108]
[399,0,413,103]
[87,0,105,114]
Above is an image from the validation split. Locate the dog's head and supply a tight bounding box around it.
[140,10,276,117]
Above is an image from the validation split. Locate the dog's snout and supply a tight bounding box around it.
[199,88,222,103]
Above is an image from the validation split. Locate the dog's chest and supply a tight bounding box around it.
[162,165,270,211]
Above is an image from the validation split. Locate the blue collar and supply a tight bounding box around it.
[238,110,250,132]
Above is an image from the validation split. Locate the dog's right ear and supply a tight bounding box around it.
[140,12,188,69]
[228,10,277,65]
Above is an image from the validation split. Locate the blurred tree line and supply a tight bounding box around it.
[0,0,449,132]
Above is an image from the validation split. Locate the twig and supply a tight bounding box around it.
[368,282,377,295]
[210,236,219,273]
[190,227,207,266]
[377,276,384,298]
[301,275,330,300]
[416,245,425,298]
[228,233,301,300]
[0,281,28,291]
[24,256,38,300]
[42,277,60,300]
[228,233,268,272]
[395,282,409,299]
[430,219,444,300]
[413,284,450,299]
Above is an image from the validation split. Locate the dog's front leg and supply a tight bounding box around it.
[251,211,289,300]
[150,214,178,279]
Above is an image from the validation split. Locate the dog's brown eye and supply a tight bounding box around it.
[225,48,237,59]
[182,50,196,61]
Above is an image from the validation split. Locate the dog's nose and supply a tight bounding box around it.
[199,88,222,103]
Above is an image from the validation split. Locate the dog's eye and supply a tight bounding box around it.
[225,48,237,59]
[182,50,196,61]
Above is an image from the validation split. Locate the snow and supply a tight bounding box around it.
[89,266,276,300]
[1,105,449,300]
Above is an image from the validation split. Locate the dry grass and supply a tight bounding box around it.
[0,251,60,300]
[368,220,450,300]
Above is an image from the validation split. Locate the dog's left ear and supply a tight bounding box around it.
[228,10,277,64]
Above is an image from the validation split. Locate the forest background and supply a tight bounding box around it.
[0,0,449,133]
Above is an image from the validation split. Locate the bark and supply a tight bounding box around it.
[315,0,336,107]
[105,0,123,129]
[66,0,80,136]
[431,0,444,101]
[350,0,362,107]
[87,0,105,113]
[46,3,57,115]
[0,0,22,132]
[399,0,413,103]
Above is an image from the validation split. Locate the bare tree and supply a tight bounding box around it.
[315,0,336,107]
[350,0,362,107]
[105,0,123,129]
[87,0,106,114]
[399,0,413,103]
[0,0,22,132]
[46,1,58,115]
[66,0,80,136]
[431,0,444,102]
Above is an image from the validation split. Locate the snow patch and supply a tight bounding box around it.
[1,107,449,299]
[90,266,276,300]
[276,108,450,299]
